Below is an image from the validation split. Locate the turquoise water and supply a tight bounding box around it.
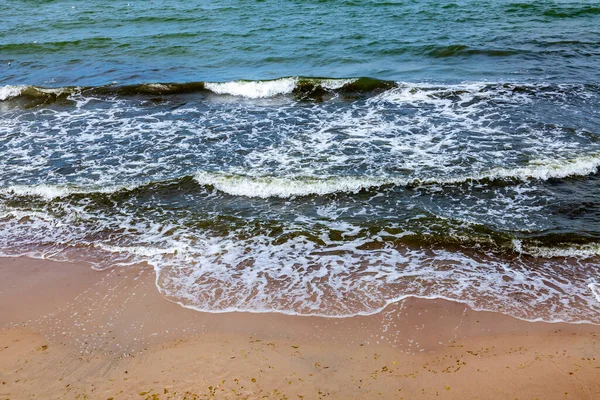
[1,1,600,323]
[2,0,600,85]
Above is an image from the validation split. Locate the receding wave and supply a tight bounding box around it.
[2,196,600,322]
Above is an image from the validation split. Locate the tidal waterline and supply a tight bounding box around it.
[1,1,600,323]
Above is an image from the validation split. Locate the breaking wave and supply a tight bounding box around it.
[0,77,396,105]
[3,151,600,201]
[2,74,600,324]
[195,154,600,198]
[1,78,597,106]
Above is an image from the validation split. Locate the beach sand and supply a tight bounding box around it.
[1,256,599,399]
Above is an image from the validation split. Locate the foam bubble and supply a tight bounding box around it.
[95,243,182,257]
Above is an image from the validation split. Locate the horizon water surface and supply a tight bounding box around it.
[1,0,600,324]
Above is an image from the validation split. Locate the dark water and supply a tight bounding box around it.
[1,0,600,322]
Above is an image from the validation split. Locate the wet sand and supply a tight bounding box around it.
[0,256,599,399]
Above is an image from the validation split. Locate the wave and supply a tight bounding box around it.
[0,85,26,101]
[3,152,599,202]
[3,78,596,106]
[0,37,114,53]
[544,6,600,18]
[422,44,521,58]
[0,183,135,200]
[193,172,391,198]
[0,85,73,103]
[505,3,600,18]
[195,154,600,198]
[461,153,600,183]
[0,77,397,105]
[2,207,599,322]
[204,77,397,98]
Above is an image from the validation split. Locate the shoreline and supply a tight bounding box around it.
[1,256,599,399]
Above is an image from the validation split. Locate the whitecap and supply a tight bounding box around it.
[204,78,299,98]
[0,85,26,101]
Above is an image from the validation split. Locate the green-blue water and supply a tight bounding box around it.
[2,0,600,85]
[1,0,600,323]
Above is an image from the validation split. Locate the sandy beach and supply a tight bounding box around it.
[3,1,600,398]
[0,256,598,399]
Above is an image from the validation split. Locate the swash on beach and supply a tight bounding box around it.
[1,0,600,323]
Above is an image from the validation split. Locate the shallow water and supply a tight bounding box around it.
[1,1,600,323]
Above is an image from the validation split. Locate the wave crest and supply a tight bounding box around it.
[194,154,600,198]
[0,85,26,101]
[2,79,597,106]
[194,172,390,198]
[1,183,134,200]
[0,77,397,104]
[2,152,599,201]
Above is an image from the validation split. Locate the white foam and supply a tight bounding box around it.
[193,152,600,198]
[95,243,182,257]
[431,152,600,185]
[0,85,71,101]
[4,184,79,199]
[147,83,169,90]
[203,77,357,98]
[2,200,600,323]
[204,78,299,98]
[474,154,600,182]
[380,82,531,105]
[517,242,600,259]
[194,172,391,198]
[2,183,132,200]
[0,85,26,101]
[1,80,600,324]
[317,78,357,90]
[589,281,600,304]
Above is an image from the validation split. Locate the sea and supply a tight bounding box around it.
[1,0,600,323]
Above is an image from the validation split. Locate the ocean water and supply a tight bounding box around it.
[1,0,600,323]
